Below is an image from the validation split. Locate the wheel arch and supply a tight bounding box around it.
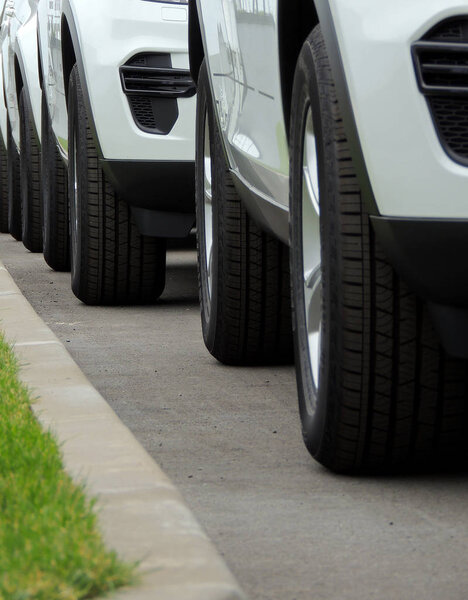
[15,23,44,145]
[188,0,204,85]
[37,33,43,89]
[2,74,7,110]
[58,2,104,158]
[282,0,379,216]
[14,53,23,105]
[278,0,319,137]
[61,15,76,107]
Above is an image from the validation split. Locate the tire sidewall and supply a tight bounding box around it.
[0,138,8,233]
[41,88,52,249]
[290,31,337,459]
[68,67,81,293]
[42,86,71,271]
[68,66,87,297]
[7,118,22,241]
[19,89,30,243]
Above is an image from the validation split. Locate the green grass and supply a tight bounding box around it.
[0,334,136,600]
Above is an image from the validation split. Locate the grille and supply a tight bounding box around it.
[425,19,468,42]
[129,97,157,130]
[413,44,468,94]
[128,56,148,66]
[431,97,468,158]
[413,18,468,163]
[121,66,196,98]
[120,52,196,99]
[120,53,195,134]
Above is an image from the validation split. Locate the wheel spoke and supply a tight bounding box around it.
[303,166,319,217]
[207,246,213,285]
[203,112,214,298]
[305,265,322,390]
[304,264,320,290]
[302,108,322,395]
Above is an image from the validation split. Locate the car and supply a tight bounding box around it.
[38,0,196,304]
[189,1,468,472]
[1,0,42,250]
[0,0,8,234]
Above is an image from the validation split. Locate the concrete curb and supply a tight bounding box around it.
[0,261,246,600]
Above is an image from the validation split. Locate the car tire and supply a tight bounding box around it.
[7,118,21,241]
[290,26,468,473]
[42,88,70,271]
[68,65,166,305]
[195,60,293,366]
[19,88,42,252]
[0,136,8,233]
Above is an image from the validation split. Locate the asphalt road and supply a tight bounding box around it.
[3,233,468,600]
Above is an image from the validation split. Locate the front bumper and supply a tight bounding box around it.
[372,215,468,358]
[325,1,468,355]
[329,0,468,219]
[371,216,468,307]
[70,0,195,162]
[102,158,194,213]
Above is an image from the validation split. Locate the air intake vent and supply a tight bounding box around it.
[425,19,468,42]
[120,53,196,99]
[413,42,468,95]
[121,66,196,98]
[120,53,195,135]
[413,18,468,164]
[128,96,158,130]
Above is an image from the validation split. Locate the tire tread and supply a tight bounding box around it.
[196,61,293,365]
[20,89,42,252]
[0,138,8,233]
[294,28,468,473]
[69,65,166,305]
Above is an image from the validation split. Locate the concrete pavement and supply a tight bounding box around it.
[3,234,468,600]
[0,255,246,600]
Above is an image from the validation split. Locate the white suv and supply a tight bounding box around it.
[0,0,8,234]
[38,0,196,304]
[190,2,468,472]
[1,0,42,250]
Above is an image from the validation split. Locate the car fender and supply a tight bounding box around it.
[313,0,378,215]
[15,10,41,144]
[59,0,103,158]
[0,52,8,148]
